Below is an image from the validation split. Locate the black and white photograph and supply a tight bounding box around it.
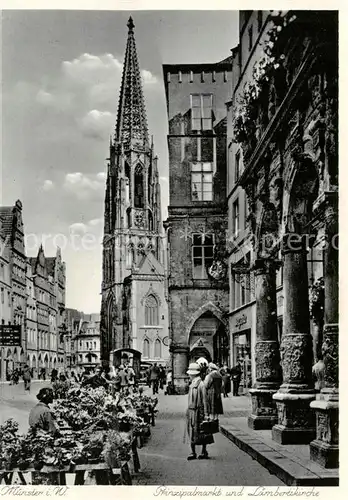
[0,5,339,490]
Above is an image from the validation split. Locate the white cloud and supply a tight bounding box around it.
[64,172,106,201]
[141,69,158,85]
[69,222,88,235]
[35,53,159,113]
[42,179,54,191]
[79,109,114,141]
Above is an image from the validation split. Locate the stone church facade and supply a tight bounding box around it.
[100,18,169,367]
[163,58,232,392]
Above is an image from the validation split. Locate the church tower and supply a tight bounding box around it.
[100,18,166,367]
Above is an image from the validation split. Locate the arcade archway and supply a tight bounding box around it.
[189,311,229,366]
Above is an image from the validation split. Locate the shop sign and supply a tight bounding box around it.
[0,325,21,346]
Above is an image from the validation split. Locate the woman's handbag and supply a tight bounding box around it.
[201,419,219,434]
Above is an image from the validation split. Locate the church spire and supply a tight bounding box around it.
[115,17,149,150]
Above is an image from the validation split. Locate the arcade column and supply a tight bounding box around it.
[170,343,189,394]
[248,259,281,430]
[272,233,316,444]
[310,192,339,468]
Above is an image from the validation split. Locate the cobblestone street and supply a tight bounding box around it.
[134,391,284,486]
[1,382,284,485]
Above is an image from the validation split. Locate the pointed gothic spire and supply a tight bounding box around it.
[115,17,149,149]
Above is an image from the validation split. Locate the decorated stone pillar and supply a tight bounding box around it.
[310,192,338,468]
[272,233,316,444]
[248,259,281,429]
[170,343,189,394]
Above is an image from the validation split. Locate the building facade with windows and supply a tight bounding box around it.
[227,11,287,390]
[229,10,337,467]
[163,57,232,392]
[0,201,27,379]
[26,262,39,377]
[74,313,101,371]
[100,18,168,368]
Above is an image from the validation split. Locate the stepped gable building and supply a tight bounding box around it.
[100,18,169,367]
[29,246,67,372]
[0,201,27,379]
[229,11,338,468]
[162,57,232,392]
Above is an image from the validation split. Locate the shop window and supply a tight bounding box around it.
[191,94,213,131]
[145,294,159,325]
[192,233,214,280]
[143,338,150,358]
[154,339,161,359]
[191,162,213,201]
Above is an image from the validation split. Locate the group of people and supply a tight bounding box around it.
[185,358,225,461]
[145,363,168,395]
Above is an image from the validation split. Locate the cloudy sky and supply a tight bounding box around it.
[1,10,239,312]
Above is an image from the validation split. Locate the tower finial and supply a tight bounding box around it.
[127,16,134,32]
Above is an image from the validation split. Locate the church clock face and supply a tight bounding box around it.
[134,210,145,228]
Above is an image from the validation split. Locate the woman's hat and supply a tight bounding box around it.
[187,363,201,375]
[196,357,208,367]
[208,362,219,371]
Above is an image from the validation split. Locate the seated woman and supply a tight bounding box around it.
[29,387,60,436]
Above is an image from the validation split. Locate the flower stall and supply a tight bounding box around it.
[0,386,158,485]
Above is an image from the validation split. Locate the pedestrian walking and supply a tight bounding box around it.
[149,363,160,395]
[126,365,136,394]
[23,364,32,392]
[231,360,242,396]
[159,365,166,390]
[11,368,19,385]
[165,369,174,395]
[184,362,214,461]
[220,366,231,398]
[51,368,58,383]
[118,365,129,394]
[204,363,224,419]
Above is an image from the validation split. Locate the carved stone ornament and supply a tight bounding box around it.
[134,209,145,228]
[280,333,313,385]
[255,341,281,384]
[251,392,277,417]
[322,325,339,388]
[276,401,315,428]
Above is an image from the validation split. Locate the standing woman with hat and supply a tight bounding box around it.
[184,362,214,461]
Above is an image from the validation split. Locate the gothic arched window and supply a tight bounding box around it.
[145,294,159,325]
[148,210,154,231]
[143,338,150,358]
[154,339,161,359]
[134,166,144,208]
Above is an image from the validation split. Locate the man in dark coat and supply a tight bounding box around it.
[231,361,242,396]
[149,363,160,395]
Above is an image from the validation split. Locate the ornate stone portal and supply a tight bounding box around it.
[248,259,281,429]
[310,192,339,468]
[272,233,316,444]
